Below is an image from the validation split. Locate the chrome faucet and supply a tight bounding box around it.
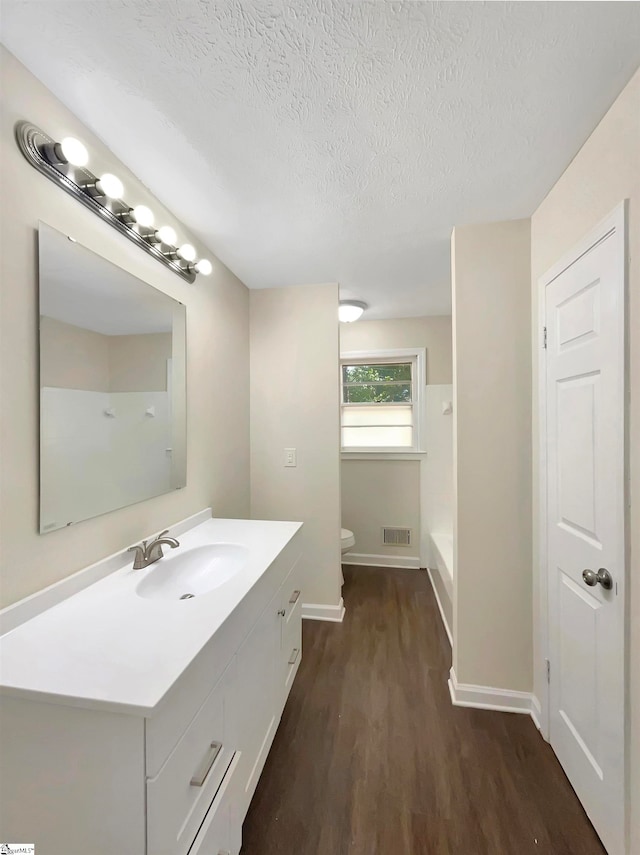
[128,530,180,569]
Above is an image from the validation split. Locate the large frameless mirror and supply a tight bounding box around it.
[38,222,187,533]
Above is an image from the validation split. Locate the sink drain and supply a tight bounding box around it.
[179,593,195,600]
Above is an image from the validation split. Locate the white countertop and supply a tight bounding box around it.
[0,517,302,715]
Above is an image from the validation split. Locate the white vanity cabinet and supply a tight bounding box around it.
[279,571,303,708]
[0,516,303,855]
[236,555,302,816]
[146,658,239,855]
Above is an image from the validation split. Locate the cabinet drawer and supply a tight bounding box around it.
[147,659,237,855]
[189,754,242,855]
[280,554,302,643]
[281,605,302,707]
[282,571,302,635]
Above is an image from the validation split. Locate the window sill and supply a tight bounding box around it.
[341,451,427,461]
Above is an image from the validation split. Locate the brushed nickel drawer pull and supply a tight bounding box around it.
[289,589,301,604]
[190,741,222,787]
[288,647,300,665]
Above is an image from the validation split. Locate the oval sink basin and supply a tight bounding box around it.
[136,543,249,601]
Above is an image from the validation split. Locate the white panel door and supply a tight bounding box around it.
[545,216,625,854]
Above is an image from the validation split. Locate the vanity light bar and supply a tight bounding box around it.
[15,121,213,283]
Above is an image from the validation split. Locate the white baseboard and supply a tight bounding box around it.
[448,667,538,718]
[530,695,542,731]
[302,598,345,623]
[341,552,421,570]
[426,567,453,647]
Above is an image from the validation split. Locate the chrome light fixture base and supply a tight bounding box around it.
[16,121,197,284]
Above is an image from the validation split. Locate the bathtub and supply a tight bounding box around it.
[428,533,453,644]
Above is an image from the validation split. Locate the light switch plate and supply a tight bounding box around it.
[284,447,297,467]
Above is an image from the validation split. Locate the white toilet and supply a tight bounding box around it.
[341,527,355,554]
[340,528,355,586]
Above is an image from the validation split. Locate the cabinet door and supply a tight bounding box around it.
[278,563,303,710]
[235,587,280,817]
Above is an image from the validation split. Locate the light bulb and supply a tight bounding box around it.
[177,243,196,262]
[59,137,89,167]
[195,258,213,275]
[132,205,154,227]
[338,301,367,323]
[156,226,177,246]
[96,173,124,198]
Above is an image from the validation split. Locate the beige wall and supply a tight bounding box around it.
[40,316,110,391]
[341,460,421,559]
[109,332,172,392]
[250,284,342,608]
[41,317,172,392]
[0,49,250,607]
[530,67,640,851]
[340,315,452,385]
[340,315,452,565]
[452,219,532,692]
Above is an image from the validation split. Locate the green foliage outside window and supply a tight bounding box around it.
[342,363,412,403]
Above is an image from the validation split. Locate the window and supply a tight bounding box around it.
[340,349,425,453]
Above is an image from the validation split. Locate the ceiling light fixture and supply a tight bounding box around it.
[15,120,212,284]
[339,300,367,323]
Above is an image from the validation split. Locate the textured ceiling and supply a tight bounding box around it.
[3,2,640,318]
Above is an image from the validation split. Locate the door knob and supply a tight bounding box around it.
[582,568,613,590]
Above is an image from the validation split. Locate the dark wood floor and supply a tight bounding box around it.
[241,566,605,855]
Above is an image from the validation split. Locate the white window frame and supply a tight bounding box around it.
[340,348,426,457]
